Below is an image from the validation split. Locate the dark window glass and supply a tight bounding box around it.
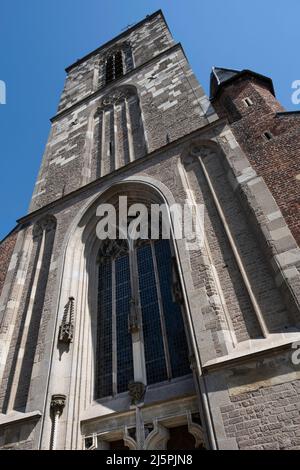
[96,238,190,398]
[105,55,114,84]
[114,51,124,80]
[137,243,168,384]
[167,426,198,450]
[154,240,190,378]
[105,51,124,84]
[115,254,134,392]
[263,131,273,141]
[96,261,113,398]
[109,440,130,450]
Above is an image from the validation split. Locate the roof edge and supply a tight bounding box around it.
[211,66,241,85]
[210,69,276,100]
[65,10,167,73]
[276,110,300,117]
[0,225,19,245]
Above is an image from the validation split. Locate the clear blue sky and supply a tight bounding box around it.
[0,0,299,240]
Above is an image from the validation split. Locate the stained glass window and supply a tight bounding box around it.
[115,254,134,392]
[95,237,191,400]
[137,243,168,385]
[96,260,113,398]
[154,240,190,378]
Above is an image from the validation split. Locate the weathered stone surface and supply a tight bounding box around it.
[0,10,300,450]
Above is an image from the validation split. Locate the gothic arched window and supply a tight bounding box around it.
[95,238,191,400]
[100,42,133,88]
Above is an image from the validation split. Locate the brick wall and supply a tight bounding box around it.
[213,77,300,246]
[184,146,290,341]
[221,379,300,450]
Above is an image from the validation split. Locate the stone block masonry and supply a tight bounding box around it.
[0,230,18,298]
[0,10,300,451]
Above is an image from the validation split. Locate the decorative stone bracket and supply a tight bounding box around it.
[50,394,66,450]
[128,381,146,405]
[58,297,75,344]
[50,394,66,417]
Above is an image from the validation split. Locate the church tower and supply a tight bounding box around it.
[1,10,300,450]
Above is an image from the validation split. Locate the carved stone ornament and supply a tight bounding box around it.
[128,381,146,405]
[58,297,75,344]
[98,239,128,262]
[190,144,218,160]
[181,152,197,170]
[102,88,133,107]
[128,298,140,333]
[33,215,56,239]
[50,394,66,416]
[101,40,131,63]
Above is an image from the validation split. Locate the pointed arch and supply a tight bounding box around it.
[93,85,147,177]
[44,177,207,449]
[179,139,293,347]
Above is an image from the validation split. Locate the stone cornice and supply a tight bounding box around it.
[0,410,42,428]
[65,10,168,73]
[276,111,300,117]
[202,334,300,373]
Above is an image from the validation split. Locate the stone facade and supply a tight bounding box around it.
[0,10,300,450]
[0,230,17,298]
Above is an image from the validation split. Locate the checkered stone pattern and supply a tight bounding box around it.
[1,10,300,451]
[29,12,217,212]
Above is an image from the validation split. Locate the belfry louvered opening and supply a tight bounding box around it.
[105,50,124,84]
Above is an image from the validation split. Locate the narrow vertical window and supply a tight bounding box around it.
[136,239,190,385]
[96,261,113,398]
[154,240,190,378]
[96,242,134,400]
[105,55,114,84]
[115,253,134,393]
[243,97,253,107]
[263,131,273,141]
[137,242,168,385]
[105,51,124,84]
[114,51,124,80]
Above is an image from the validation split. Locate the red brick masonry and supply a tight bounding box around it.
[213,75,300,246]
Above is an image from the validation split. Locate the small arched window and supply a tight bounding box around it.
[95,237,191,400]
